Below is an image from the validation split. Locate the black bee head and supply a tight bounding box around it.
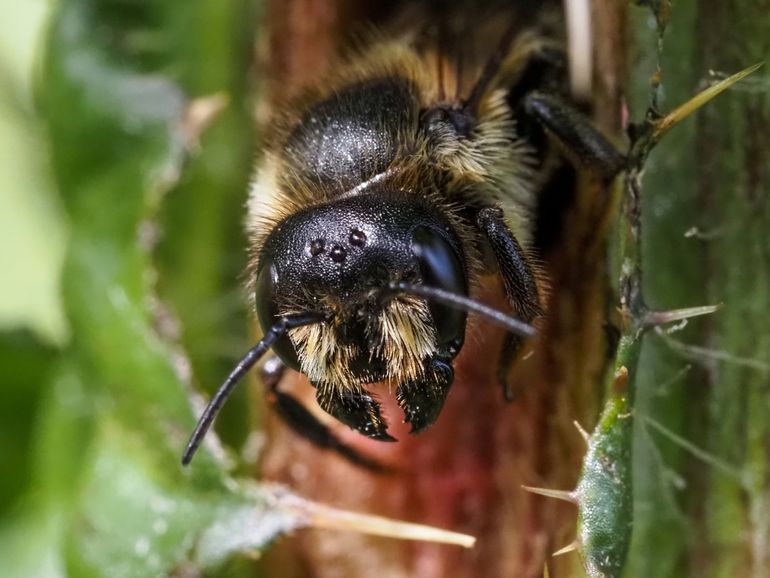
[255,193,468,384]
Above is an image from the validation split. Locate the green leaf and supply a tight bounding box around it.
[63,423,303,577]
[0,330,58,514]
[37,1,282,575]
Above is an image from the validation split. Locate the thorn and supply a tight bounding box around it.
[652,62,763,141]
[277,490,476,548]
[521,486,578,504]
[573,420,590,445]
[552,540,580,557]
[643,304,722,328]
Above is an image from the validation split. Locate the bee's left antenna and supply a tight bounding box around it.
[181,312,324,466]
[386,281,536,338]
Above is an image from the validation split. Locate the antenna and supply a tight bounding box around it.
[386,281,536,337]
[181,312,324,466]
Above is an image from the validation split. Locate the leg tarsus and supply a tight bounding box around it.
[397,357,454,434]
[523,91,625,179]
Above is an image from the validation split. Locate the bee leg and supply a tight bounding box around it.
[315,386,396,442]
[261,360,390,470]
[271,388,391,471]
[397,357,454,433]
[497,334,526,402]
[522,91,625,179]
[477,207,543,400]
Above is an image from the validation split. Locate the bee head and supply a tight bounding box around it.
[255,193,468,385]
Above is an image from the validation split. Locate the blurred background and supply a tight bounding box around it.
[1,1,265,576]
[2,1,769,577]
[0,1,66,342]
[0,0,67,573]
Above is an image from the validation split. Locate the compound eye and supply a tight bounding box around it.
[255,258,301,371]
[411,226,467,354]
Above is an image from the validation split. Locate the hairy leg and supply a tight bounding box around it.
[477,207,543,400]
[261,357,390,471]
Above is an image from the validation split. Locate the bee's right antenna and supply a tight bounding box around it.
[386,281,536,338]
[181,311,325,466]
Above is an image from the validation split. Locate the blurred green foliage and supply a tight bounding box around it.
[0,1,67,343]
[0,1,299,577]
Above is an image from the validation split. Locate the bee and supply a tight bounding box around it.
[181,2,622,467]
